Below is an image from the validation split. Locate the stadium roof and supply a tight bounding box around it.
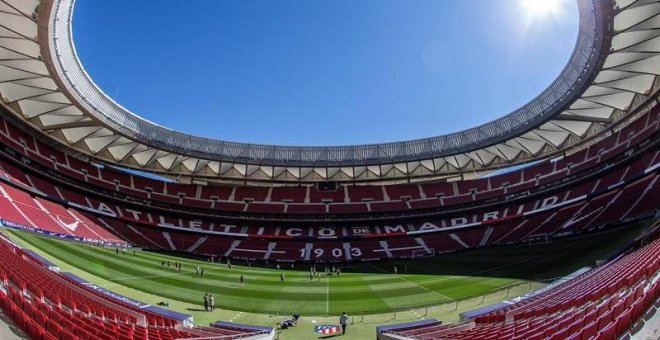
[0,0,658,182]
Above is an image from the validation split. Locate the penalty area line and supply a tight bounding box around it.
[395,273,455,303]
[366,263,454,303]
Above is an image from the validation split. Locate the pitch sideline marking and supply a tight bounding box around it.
[229,312,243,322]
[326,277,330,314]
[96,271,195,287]
[411,309,424,319]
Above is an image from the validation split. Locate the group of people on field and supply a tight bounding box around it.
[169,255,354,332]
[160,260,183,272]
[308,265,341,281]
[203,293,216,311]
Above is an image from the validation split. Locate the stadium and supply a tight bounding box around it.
[0,0,658,339]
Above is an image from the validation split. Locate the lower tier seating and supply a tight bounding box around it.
[0,234,268,339]
[379,234,660,340]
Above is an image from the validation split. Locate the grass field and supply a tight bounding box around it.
[4,223,652,317]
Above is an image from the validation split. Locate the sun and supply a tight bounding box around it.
[520,0,562,18]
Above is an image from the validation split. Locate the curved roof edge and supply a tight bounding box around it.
[49,0,601,166]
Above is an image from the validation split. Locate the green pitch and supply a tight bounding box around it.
[4,223,651,316]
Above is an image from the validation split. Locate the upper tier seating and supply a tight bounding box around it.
[0,105,655,217]
[270,186,307,203]
[0,180,124,244]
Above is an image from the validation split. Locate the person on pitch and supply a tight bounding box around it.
[339,312,349,335]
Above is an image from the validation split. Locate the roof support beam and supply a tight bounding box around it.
[554,114,613,124]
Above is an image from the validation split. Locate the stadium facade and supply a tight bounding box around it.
[0,0,656,264]
[0,0,657,263]
[0,0,658,339]
[0,0,658,182]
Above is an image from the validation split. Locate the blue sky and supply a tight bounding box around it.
[72,0,578,146]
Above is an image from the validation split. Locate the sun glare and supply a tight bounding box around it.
[521,0,562,18]
[517,0,567,34]
[520,0,561,16]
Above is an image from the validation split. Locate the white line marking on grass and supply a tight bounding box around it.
[326,277,330,314]
[397,273,455,302]
[96,271,192,287]
[365,262,462,287]
[365,263,454,302]
[229,312,243,322]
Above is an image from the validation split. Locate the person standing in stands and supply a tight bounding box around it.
[339,312,349,335]
[203,293,209,311]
